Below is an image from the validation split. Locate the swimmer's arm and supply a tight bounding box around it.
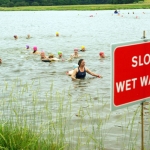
[71,69,80,81]
[67,57,73,61]
[68,55,74,61]
[86,68,102,78]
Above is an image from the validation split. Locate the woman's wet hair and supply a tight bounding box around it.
[78,59,84,66]
[49,54,54,58]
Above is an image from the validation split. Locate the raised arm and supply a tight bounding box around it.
[86,67,102,78]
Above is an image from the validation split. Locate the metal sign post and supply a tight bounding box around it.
[141,102,144,150]
[141,31,146,150]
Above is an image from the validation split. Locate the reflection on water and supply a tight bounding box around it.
[0,9,150,149]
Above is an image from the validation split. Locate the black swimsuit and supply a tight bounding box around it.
[76,67,86,79]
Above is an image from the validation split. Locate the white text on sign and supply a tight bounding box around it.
[132,54,150,67]
[116,75,150,93]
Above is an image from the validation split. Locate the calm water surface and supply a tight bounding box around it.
[0,10,150,149]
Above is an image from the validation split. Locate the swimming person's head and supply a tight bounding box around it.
[81,46,85,51]
[33,46,37,53]
[14,35,18,40]
[49,54,54,58]
[0,58,2,64]
[41,51,46,59]
[74,48,78,54]
[78,59,85,67]
[99,52,105,58]
[26,45,29,49]
[58,51,62,57]
[26,34,30,39]
[56,32,59,37]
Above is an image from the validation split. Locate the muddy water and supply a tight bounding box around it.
[0,10,150,149]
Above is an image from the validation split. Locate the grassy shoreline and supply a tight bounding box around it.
[0,3,150,11]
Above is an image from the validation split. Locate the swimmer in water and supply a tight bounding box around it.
[14,35,18,40]
[71,59,102,80]
[58,51,62,58]
[56,32,59,37]
[66,64,78,76]
[26,34,30,39]
[49,54,60,61]
[26,45,30,50]
[114,10,118,14]
[80,46,86,52]
[58,51,65,60]
[0,58,2,64]
[41,51,49,60]
[69,48,80,60]
[99,52,105,59]
[32,46,41,55]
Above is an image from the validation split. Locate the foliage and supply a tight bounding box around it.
[0,122,64,150]
[0,0,142,7]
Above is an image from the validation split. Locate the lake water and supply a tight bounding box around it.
[0,9,150,149]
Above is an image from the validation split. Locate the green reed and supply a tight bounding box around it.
[0,78,149,149]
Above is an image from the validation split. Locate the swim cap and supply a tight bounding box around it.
[81,46,85,51]
[58,51,62,55]
[26,45,29,49]
[56,32,59,36]
[73,64,78,69]
[99,52,104,56]
[33,46,37,51]
[74,48,78,51]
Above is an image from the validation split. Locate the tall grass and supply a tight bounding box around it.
[0,78,150,149]
[0,122,64,150]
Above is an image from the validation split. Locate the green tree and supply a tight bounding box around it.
[0,0,10,5]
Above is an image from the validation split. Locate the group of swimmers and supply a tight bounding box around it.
[113,10,145,19]
[29,45,104,80]
[0,33,105,80]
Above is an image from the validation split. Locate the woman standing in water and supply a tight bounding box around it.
[71,59,102,80]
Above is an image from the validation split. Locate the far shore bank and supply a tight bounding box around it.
[0,3,150,11]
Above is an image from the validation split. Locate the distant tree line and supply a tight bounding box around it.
[0,0,143,7]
